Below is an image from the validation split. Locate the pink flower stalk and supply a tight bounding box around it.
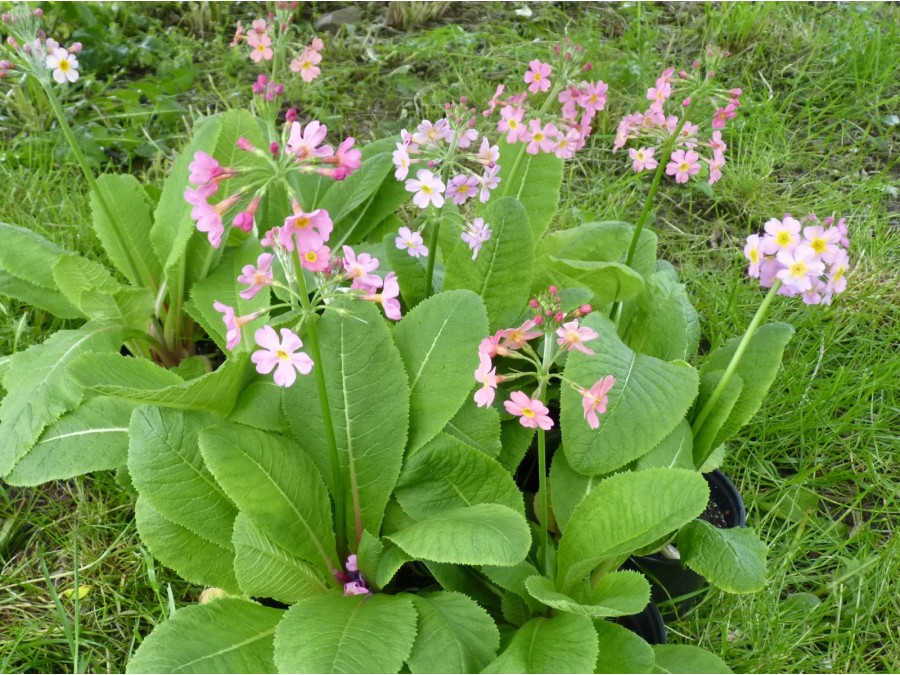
[524,59,552,94]
[286,121,331,160]
[290,46,322,82]
[628,147,658,172]
[665,149,701,183]
[460,218,492,260]
[363,272,401,320]
[298,235,331,272]
[523,119,559,155]
[776,245,825,293]
[498,320,542,351]
[46,47,78,83]
[342,246,382,291]
[505,391,554,430]
[498,106,525,144]
[237,253,274,300]
[473,353,498,408]
[556,320,599,355]
[213,302,261,350]
[247,30,273,63]
[405,169,445,209]
[447,174,479,205]
[581,375,615,429]
[251,326,314,387]
[395,226,428,258]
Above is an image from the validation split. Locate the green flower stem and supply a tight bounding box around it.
[691,280,782,465]
[501,141,527,199]
[293,253,348,557]
[423,207,441,297]
[536,334,555,577]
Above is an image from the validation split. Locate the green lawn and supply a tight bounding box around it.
[1,2,897,672]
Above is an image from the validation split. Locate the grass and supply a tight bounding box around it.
[1,2,897,672]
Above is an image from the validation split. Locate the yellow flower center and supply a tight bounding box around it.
[257,44,266,53]
[276,349,290,361]
[749,249,759,263]
[302,60,312,69]
[636,150,646,161]
[678,161,690,172]
[776,231,792,246]
[295,217,311,229]
[833,265,846,281]
[482,374,491,387]
[811,237,826,253]
[421,185,433,195]
[533,73,542,82]
[533,132,545,143]
[305,251,318,263]
[458,185,469,194]
[253,271,268,284]
[59,60,70,72]
[509,119,519,129]
[789,261,808,277]
[521,407,536,419]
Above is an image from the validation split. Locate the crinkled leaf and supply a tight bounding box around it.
[497,139,563,240]
[622,269,700,361]
[594,620,656,674]
[497,419,535,473]
[651,645,732,674]
[525,571,650,618]
[228,375,290,434]
[543,257,646,305]
[635,420,696,472]
[548,450,596,533]
[0,269,80,318]
[677,520,767,593]
[481,612,598,674]
[442,396,502,458]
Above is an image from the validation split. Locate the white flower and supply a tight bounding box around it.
[46,47,79,84]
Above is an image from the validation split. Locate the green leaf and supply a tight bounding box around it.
[5,396,134,485]
[127,598,281,674]
[442,396,502,458]
[387,504,530,566]
[542,257,646,305]
[91,174,160,289]
[677,520,767,593]
[556,469,709,592]
[406,592,500,674]
[481,612,598,674]
[481,561,544,612]
[0,323,124,477]
[651,645,732,674]
[444,197,534,331]
[548,450,596,533]
[394,290,488,454]
[561,313,699,475]
[69,353,249,416]
[594,620,655,674]
[395,433,524,519]
[635,420,696,472]
[384,231,429,308]
[0,269,81,318]
[128,407,236,551]
[497,139,563,240]
[691,371,743,467]
[227,376,290,434]
[134,497,239,593]
[185,238,270,355]
[356,530,384,587]
[424,562,499,609]
[232,513,331,603]
[696,322,795,447]
[622,269,700,361]
[284,299,410,540]
[536,221,633,262]
[497,420,534,473]
[524,571,650,618]
[200,422,339,577]
[273,592,417,674]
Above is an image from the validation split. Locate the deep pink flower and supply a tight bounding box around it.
[504,391,553,430]
[581,375,615,429]
[712,104,737,130]
[251,325,314,387]
[524,59,552,94]
[665,149,700,183]
[328,137,362,177]
[556,320,599,355]
[473,353,498,408]
[188,152,228,186]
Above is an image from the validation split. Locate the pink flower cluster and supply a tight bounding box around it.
[483,40,608,160]
[284,119,362,180]
[252,73,284,101]
[743,214,850,305]
[338,554,370,596]
[1,10,82,85]
[289,37,323,83]
[184,152,243,248]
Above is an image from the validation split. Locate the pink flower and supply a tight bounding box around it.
[476,137,500,167]
[483,84,505,117]
[286,121,331,160]
[498,320,542,351]
[581,375,615,429]
[213,302,261,351]
[578,80,608,116]
[298,235,331,272]
[343,581,370,596]
[761,216,801,255]
[395,226,428,258]
[504,391,553,430]
[190,192,241,249]
[457,128,479,150]
[46,47,79,84]
[363,272,401,320]
[413,119,452,147]
[392,142,412,181]
[283,208,333,250]
[326,137,362,179]
[479,334,508,359]
[232,197,261,233]
[707,152,725,184]
[802,225,841,263]
[556,320,599,355]
[554,128,582,160]
[743,234,763,278]
[776,245,825,293]
[251,326,314,388]
[712,104,737,130]
[290,46,322,82]
[628,147,658,173]
[824,249,849,301]
[342,246,382,291]
[309,37,324,52]
[523,119,558,155]
[460,218,492,260]
[405,169,445,209]
[498,106,525,144]
[646,81,671,105]
[524,59,552,94]
[665,149,700,183]
[708,130,727,155]
[473,353,498,408]
[479,166,501,202]
[247,30,273,63]
[189,152,227,186]
[447,174,479,205]
[237,253,274,300]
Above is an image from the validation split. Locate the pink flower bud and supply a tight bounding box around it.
[553,44,560,56]
[1,13,12,23]
[679,70,689,79]
[545,309,552,317]
[554,312,565,322]
[233,210,255,232]
[286,107,298,123]
[33,8,43,17]
[580,304,592,315]
[0,60,11,70]
[682,97,692,107]
[582,62,593,72]
[534,315,543,325]
[274,83,284,95]
[269,142,280,156]
[22,43,32,54]
[692,59,700,69]
[237,137,255,152]
[730,88,742,97]
[69,42,82,54]
[548,285,558,295]
[6,36,17,49]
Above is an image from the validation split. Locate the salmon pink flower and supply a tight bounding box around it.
[473,353,498,408]
[247,30,273,63]
[498,106,525,144]
[628,147,658,172]
[237,253,274,300]
[290,46,322,82]
[524,59,552,94]
[556,320,599,355]
[298,235,331,272]
[666,149,701,183]
[405,169,445,209]
[581,375,615,429]
[46,47,78,83]
[395,226,428,258]
[363,272,401,320]
[251,326,314,388]
[505,391,553,430]
[342,246,382,291]
[499,320,542,350]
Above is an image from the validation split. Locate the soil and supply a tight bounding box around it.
[697,495,731,529]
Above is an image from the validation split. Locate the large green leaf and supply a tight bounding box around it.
[548,450,596,533]
[227,375,290,434]
[442,396,502,458]
[394,290,488,454]
[481,612,598,674]
[524,571,650,618]
[651,645,732,673]
[634,420,696,472]
[128,407,236,551]
[232,513,331,603]
[0,322,124,477]
[542,257,646,305]
[5,396,135,485]
[200,422,339,577]
[690,371,743,467]
[388,504,530,566]
[405,592,500,674]
[444,197,534,331]
[677,520,767,593]
[594,620,656,674]
[0,269,81,318]
[91,173,161,289]
[69,352,249,416]
[284,299,410,543]
[127,598,282,674]
[384,231,428,309]
[394,433,524,519]
[622,269,700,361]
[561,313,699,475]
[134,497,239,592]
[556,469,709,592]
[497,419,534,473]
[273,592,417,674]
[496,139,563,240]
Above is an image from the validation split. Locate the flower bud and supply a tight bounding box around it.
[1,13,12,23]
[529,299,539,308]
[579,304,592,315]
[582,62,593,72]
[554,312,565,322]
[33,8,43,17]
[286,107,298,123]
[237,137,256,152]
[269,142,280,157]
[274,83,284,95]
[548,285,558,295]
[69,42,82,53]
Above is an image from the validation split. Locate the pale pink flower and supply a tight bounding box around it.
[46,47,78,83]
[556,320,599,355]
[460,218,491,260]
[290,47,322,82]
[346,554,358,572]
[213,302,260,351]
[405,169,445,209]
[413,119,452,147]
[578,80,608,117]
[498,320,542,351]
[479,166,501,202]
[712,104,737,130]
[237,253,274,300]
[298,235,331,272]
[189,151,227,186]
[628,147,658,173]
[554,128,582,160]
[708,130,727,155]
[473,353,498,408]
[504,391,553,430]
[457,128,479,149]
[343,581,370,596]
[824,249,849,301]
[666,149,700,183]
[483,83,505,117]
[802,225,841,263]
[707,152,725,184]
[250,19,269,35]
[392,142,412,181]
[761,216,801,255]
[646,81,671,105]
[247,30,273,63]
[251,326,314,388]
[286,121,331,160]
[342,246,382,291]
[559,86,581,120]
[479,334,508,359]
[776,245,825,293]
[581,375,615,429]
[523,119,559,155]
[309,37,324,52]
[229,21,245,47]
[476,137,500,166]
[743,234,763,278]
[363,272,401,320]
[498,106,525,144]
[524,59,552,94]
[395,226,428,258]
[447,174,479,205]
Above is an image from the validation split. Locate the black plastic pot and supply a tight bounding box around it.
[628,469,746,620]
[613,600,667,645]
